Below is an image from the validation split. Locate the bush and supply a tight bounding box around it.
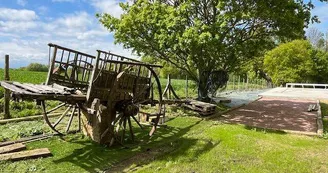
[25,63,48,72]
[264,40,315,85]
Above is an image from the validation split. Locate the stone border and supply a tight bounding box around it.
[317,100,324,136]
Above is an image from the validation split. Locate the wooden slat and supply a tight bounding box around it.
[0,148,52,161]
[0,143,26,154]
[12,82,41,93]
[25,84,55,94]
[0,81,34,95]
[37,85,67,95]
[0,135,53,147]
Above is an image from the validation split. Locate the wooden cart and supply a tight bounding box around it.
[0,43,164,145]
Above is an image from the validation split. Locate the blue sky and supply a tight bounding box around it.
[0,0,328,68]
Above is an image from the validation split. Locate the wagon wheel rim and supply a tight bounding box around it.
[146,66,163,136]
[41,100,81,135]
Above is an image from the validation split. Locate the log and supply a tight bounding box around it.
[0,148,52,161]
[0,143,26,154]
[0,134,53,147]
[0,113,62,125]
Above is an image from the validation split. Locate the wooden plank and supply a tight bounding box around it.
[37,85,67,95]
[0,81,34,94]
[12,82,41,93]
[25,84,54,94]
[0,148,52,161]
[0,134,53,147]
[0,113,62,125]
[0,143,26,154]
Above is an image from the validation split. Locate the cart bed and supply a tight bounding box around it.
[0,81,86,101]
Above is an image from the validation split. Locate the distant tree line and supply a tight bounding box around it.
[19,63,48,72]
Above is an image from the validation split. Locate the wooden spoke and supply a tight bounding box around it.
[131,115,143,130]
[53,105,72,128]
[115,116,124,134]
[78,106,81,132]
[45,102,66,114]
[113,113,124,125]
[121,117,127,143]
[127,117,134,142]
[66,105,76,133]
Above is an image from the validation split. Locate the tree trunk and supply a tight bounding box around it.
[197,70,210,102]
[258,70,273,88]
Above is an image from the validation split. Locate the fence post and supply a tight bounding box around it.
[232,75,235,90]
[242,78,245,91]
[238,76,240,91]
[246,77,249,91]
[4,55,10,119]
[185,75,188,99]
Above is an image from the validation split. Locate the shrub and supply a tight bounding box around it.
[25,63,48,72]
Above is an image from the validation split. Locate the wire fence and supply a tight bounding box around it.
[219,75,269,94]
[159,74,270,99]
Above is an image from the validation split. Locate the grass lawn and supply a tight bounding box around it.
[1,110,328,172]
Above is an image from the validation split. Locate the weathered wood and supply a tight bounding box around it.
[188,100,217,112]
[0,112,62,125]
[4,55,10,119]
[53,106,72,128]
[0,148,52,161]
[1,81,34,94]
[12,82,41,93]
[49,43,95,59]
[1,81,87,101]
[66,106,76,132]
[0,134,53,147]
[0,143,26,154]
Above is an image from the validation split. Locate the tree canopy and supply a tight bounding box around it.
[98,0,326,100]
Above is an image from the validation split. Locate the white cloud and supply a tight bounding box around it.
[90,0,124,18]
[0,8,136,67]
[17,0,27,6]
[0,21,38,32]
[0,8,38,21]
[55,12,93,29]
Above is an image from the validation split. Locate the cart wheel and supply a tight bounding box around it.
[113,111,144,143]
[41,100,81,135]
[115,66,164,143]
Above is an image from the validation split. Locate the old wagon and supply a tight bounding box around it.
[0,43,164,145]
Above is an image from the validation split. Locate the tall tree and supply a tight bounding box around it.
[99,0,325,100]
[306,27,325,48]
[263,40,315,86]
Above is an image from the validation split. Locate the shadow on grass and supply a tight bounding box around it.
[52,119,218,172]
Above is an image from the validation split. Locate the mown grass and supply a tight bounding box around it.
[0,112,328,172]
